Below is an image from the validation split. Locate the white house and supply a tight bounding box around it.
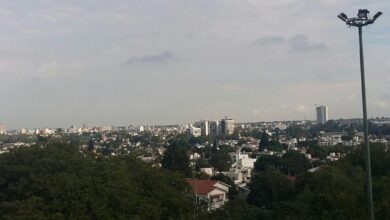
[200,167,214,176]
[227,148,256,187]
[186,179,230,210]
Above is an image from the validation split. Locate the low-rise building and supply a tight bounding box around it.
[227,148,256,187]
[186,179,230,210]
[200,167,214,176]
[187,125,201,137]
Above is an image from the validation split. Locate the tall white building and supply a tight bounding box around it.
[200,120,209,136]
[0,123,5,134]
[316,105,328,124]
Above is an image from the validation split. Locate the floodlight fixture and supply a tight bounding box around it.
[338,13,348,22]
[358,9,369,19]
[373,11,383,21]
[338,9,382,27]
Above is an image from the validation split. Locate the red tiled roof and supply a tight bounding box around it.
[186,179,219,195]
[285,175,296,182]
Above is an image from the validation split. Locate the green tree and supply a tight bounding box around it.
[161,141,192,177]
[259,131,270,151]
[0,143,193,219]
[346,143,390,177]
[254,155,282,172]
[267,144,283,152]
[247,168,295,209]
[281,150,310,176]
[195,157,209,171]
[373,175,390,219]
[205,199,271,220]
[286,125,310,139]
[209,139,233,172]
[237,138,247,146]
[307,145,327,160]
[295,163,367,219]
[210,138,219,168]
[87,137,94,151]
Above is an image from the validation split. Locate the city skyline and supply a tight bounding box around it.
[4,113,390,131]
[0,1,389,129]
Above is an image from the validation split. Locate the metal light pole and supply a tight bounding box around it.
[338,9,382,220]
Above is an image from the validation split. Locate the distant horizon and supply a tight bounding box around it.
[3,115,390,131]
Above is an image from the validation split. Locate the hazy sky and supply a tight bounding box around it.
[0,0,389,129]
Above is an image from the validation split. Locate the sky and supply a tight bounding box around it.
[0,0,389,129]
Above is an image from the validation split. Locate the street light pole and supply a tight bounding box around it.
[358,24,374,220]
[338,9,382,220]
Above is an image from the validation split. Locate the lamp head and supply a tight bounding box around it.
[338,12,348,22]
[358,9,370,19]
[338,14,346,22]
[373,11,383,21]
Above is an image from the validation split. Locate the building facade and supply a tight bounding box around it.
[187,125,201,137]
[316,105,328,124]
[0,123,6,134]
[227,148,257,187]
[200,120,209,136]
[209,120,221,137]
[220,117,234,135]
[186,179,230,210]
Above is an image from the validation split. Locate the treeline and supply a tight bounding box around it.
[0,143,193,219]
[1,142,390,219]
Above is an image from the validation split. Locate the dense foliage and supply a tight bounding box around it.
[259,131,270,150]
[255,150,311,176]
[1,138,390,219]
[161,141,192,177]
[0,143,193,219]
[193,139,235,172]
[209,143,390,219]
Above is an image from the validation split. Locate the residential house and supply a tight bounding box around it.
[227,148,256,187]
[186,179,230,210]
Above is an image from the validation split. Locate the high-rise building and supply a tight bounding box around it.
[209,120,220,137]
[316,105,328,124]
[0,123,5,134]
[200,120,209,136]
[193,120,208,136]
[221,116,235,135]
